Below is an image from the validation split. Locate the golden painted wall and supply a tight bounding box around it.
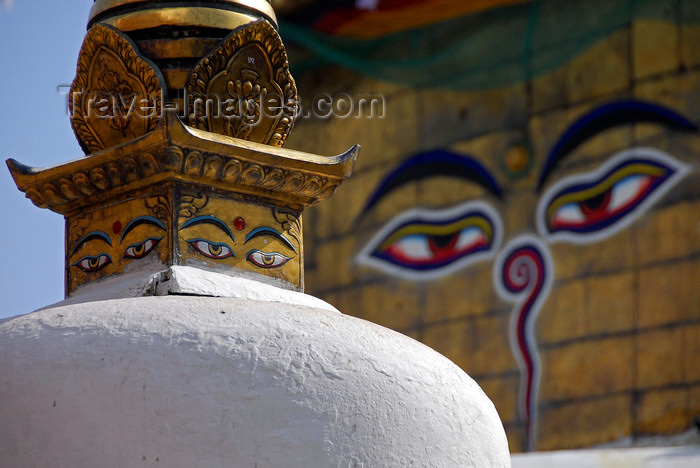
[285,9,700,453]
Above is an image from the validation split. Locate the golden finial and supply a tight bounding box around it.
[7,0,359,296]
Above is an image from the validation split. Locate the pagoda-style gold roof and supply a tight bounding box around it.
[7,1,358,295]
[8,112,357,215]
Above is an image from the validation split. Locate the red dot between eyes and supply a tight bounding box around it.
[112,221,122,235]
[234,217,246,231]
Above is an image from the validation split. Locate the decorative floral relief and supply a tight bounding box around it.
[179,193,209,218]
[224,70,268,140]
[97,70,135,136]
[70,23,165,154]
[187,20,298,147]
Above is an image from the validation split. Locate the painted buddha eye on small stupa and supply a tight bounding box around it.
[119,216,167,260]
[180,215,237,261]
[124,237,162,259]
[69,230,114,274]
[188,239,235,259]
[246,250,291,269]
[73,253,113,273]
[537,148,688,243]
[242,227,296,269]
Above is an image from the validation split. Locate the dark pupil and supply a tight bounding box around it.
[429,233,459,253]
[89,257,99,268]
[580,189,612,215]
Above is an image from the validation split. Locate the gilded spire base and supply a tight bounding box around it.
[7,1,359,297]
[7,112,357,295]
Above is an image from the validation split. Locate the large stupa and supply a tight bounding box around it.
[1,1,511,466]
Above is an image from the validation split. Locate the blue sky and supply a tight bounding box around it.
[0,2,89,317]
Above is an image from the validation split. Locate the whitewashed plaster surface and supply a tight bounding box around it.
[0,294,511,467]
[512,446,700,467]
[50,266,338,314]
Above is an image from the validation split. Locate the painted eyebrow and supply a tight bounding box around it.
[537,100,698,191]
[180,215,235,241]
[120,216,166,243]
[245,227,296,253]
[361,150,503,215]
[70,231,112,257]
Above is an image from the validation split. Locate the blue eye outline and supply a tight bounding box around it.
[124,236,163,260]
[187,239,235,260]
[536,148,689,245]
[246,249,291,269]
[72,253,113,273]
[356,200,503,281]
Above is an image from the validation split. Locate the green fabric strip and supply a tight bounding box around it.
[280,0,696,90]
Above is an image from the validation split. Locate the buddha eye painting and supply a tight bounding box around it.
[286,1,700,452]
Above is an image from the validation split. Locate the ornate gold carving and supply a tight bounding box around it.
[187,20,298,147]
[179,193,209,218]
[146,195,172,224]
[70,23,166,155]
[11,147,339,214]
[68,213,93,249]
[273,207,302,246]
[7,113,358,215]
[7,0,356,297]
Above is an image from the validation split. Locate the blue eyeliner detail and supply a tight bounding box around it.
[361,150,503,215]
[245,227,296,253]
[187,239,235,259]
[371,212,495,271]
[537,100,698,191]
[71,253,114,266]
[123,236,164,251]
[181,215,235,241]
[245,249,291,269]
[187,239,233,250]
[120,216,166,243]
[547,159,669,234]
[71,253,114,273]
[356,201,503,281]
[71,231,112,257]
[123,237,164,259]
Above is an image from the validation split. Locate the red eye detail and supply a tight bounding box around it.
[246,250,291,269]
[427,233,459,257]
[541,151,689,240]
[380,228,489,270]
[234,217,246,231]
[357,202,502,279]
[124,237,162,260]
[73,254,113,273]
[550,175,658,233]
[578,189,612,218]
[189,240,234,259]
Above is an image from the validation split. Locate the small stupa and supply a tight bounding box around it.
[0,1,510,466]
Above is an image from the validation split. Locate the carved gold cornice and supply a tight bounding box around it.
[8,112,358,215]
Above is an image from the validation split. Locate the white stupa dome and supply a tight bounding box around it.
[0,267,510,467]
